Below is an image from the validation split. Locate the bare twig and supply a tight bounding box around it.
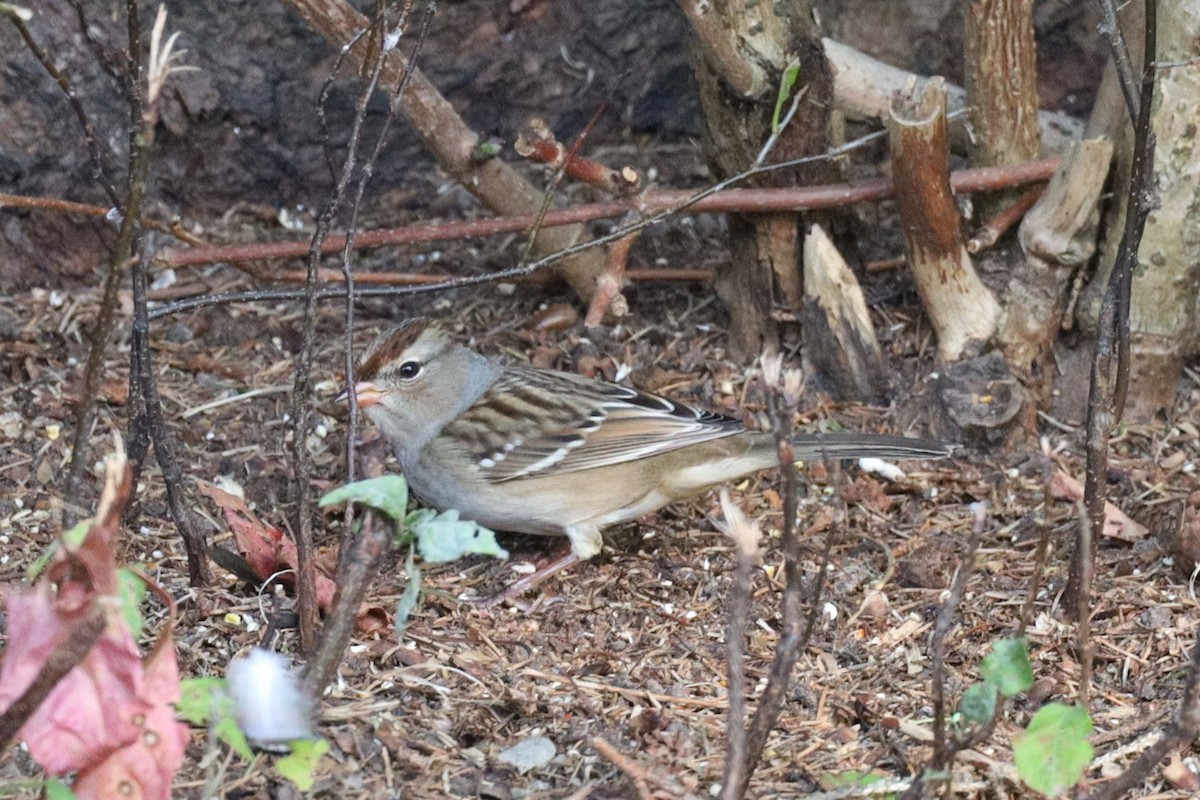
[148,156,1060,323]
[1066,0,1158,616]
[966,183,1044,253]
[902,503,989,800]
[1019,438,1058,633]
[590,737,685,798]
[303,511,391,697]
[336,2,431,555]
[1081,639,1200,800]
[726,360,836,798]
[289,2,395,652]
[125,4,210,585]
[1097,0,1142,120]
[0,192,205,245]
[717,489,763,799]
[515,132,639,195]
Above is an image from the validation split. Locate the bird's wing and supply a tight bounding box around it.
[440,368,745,482]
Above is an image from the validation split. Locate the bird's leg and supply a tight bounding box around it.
[473,546,583,607]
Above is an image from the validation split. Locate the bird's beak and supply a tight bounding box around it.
[337,381,383,408]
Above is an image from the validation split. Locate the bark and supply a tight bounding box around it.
[1079,0,1200,419]
[888,79,1000,362]
[799,224,889,402]
[283,0,606,302]
[963,0,1041,169]
[684,0,836,359]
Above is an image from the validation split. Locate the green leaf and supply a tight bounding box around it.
[176,677,254,761]
[276,738,330,791]
[176,677,224,724]
[117,568,147,640]
[43,779,76,800]
[771,58,801,134]
[980,638,1034,697]
[409,509,507,563]
[1013,704,1094,797]
[319,476,409,525]
[395,548,421,639]
[819,771,890,796]
[958,681,998,725]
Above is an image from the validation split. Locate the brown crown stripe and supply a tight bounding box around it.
[357,318,435,380]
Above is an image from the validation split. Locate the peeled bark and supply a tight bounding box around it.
[824,38,1082,155]
[889,79,1000,362]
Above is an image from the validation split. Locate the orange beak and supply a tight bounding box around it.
[338,381,383,408]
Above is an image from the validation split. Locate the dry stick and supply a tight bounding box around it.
[730,372,836,798]
[289,4,394,653]
[1018,438,1058,634]
[270,267,713,286]
[1081,639,1200,800]
[584,226,638,327]
[0,193,205,245]
[337,2,430,557]
[899,504,988,800]
[718,498,758,800]
[303,511,391,697]
[125,5,211,585]
[1075,498,1093,707]
[9,9,142,527]
[1065,0,1157,622]
[966,183,1044,253]
[286,0,607,302]
[1097,0,1142,120]
[590,736,685,799]
[515,102,611,278]
[5,12,119,206]
[515,135,639,195]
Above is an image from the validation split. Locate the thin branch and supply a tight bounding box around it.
[288,2,394,652]
[1097,0,1142,120]
[124,3,211,585]
[1066,0,1158,615]
[0,192,205,245]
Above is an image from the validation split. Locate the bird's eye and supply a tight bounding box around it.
[398,361,422,380]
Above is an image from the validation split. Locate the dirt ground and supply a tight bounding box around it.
[2,220,1199,797]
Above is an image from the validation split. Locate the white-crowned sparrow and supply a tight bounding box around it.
[347,318,952,594]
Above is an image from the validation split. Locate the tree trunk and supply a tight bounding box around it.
[684,0,837,360]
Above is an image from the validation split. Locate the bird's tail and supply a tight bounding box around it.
[789,433,955,462]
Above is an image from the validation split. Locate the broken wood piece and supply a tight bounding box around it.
[889,78,1000,362]
[800,225,890,402]
[824,37,1082,155]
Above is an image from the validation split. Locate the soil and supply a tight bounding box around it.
[3,2,1196,799]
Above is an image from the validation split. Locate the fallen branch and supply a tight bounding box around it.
[156,158,1060,269]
